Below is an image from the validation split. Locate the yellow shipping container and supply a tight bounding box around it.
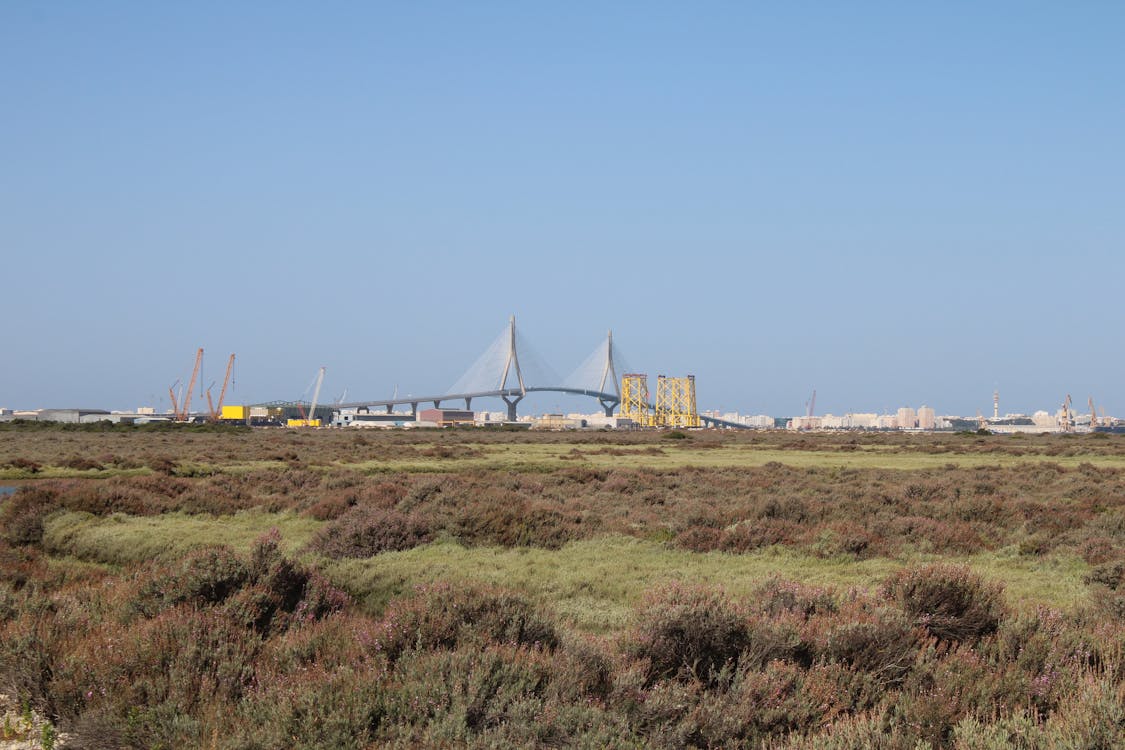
[221,405,248,421]
[286,419,321,428]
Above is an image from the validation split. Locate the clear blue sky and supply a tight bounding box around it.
[2,3,1122,417]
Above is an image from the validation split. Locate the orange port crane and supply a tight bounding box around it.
[206,354,236,421]
[168,379,181,418]
[175,348,204,421]
[1089,397,1098,429]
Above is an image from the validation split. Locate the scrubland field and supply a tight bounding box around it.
[1,424,1123,748]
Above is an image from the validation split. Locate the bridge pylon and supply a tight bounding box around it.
[498,315,526,421]
[499,315,526,394]
[597,330,621,416]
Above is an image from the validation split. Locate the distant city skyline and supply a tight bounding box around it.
[2,4,1122,415]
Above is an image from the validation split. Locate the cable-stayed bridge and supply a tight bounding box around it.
[338,316,625,421]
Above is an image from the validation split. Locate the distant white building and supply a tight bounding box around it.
[819,414,847,429]
[788,416,822,430]
[846,413,879,429]
[917,406,936,430]
[896,407,917,429]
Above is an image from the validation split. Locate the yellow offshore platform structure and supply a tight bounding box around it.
[620,373,654,426]
[656,375,701,428]
[619,373,700,428]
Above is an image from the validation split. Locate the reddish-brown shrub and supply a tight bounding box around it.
[547,636,615,703]
[675,526,723,552]
[886,516,985,554]
[671,661,859,746]
[883,564,1006,643]
[308,506,433,558]
[822,608,920,684]
[304,490,355,520]
[1077,536,1119,565]
[1085,560,1125,591]
[751,577,838,618]
[0,485,58,545]
[5,457,42,473]
[721,518,802,552]
[59,456,104,471]
[129,532,348,638]
[625,583,748,686]
[455,496,571,549]
[818,521,875,557]
[375,583,558,663]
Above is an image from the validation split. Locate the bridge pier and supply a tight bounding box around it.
[599,398,619,418]
[464,397,472,410]
[433,400,442,409]
[501,394,523,422]
[410,402,418,418]
[385,404,393,414]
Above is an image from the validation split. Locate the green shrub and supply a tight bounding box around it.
[222,662,387,750]
[132,546,250,617]
[383,644,551,731]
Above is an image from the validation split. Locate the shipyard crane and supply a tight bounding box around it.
[175,348,204,421]
[206,354,236,421]
[1089,397,1098,429]
[1060,394,1074,432]
[168,379,181,418]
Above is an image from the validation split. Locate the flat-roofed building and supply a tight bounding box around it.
[418,408,475,427]
[1032,410,1056,428]
[39,409,112,424]
[896,407,917,429]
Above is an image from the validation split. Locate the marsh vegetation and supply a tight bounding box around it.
[1,427,1122,747]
